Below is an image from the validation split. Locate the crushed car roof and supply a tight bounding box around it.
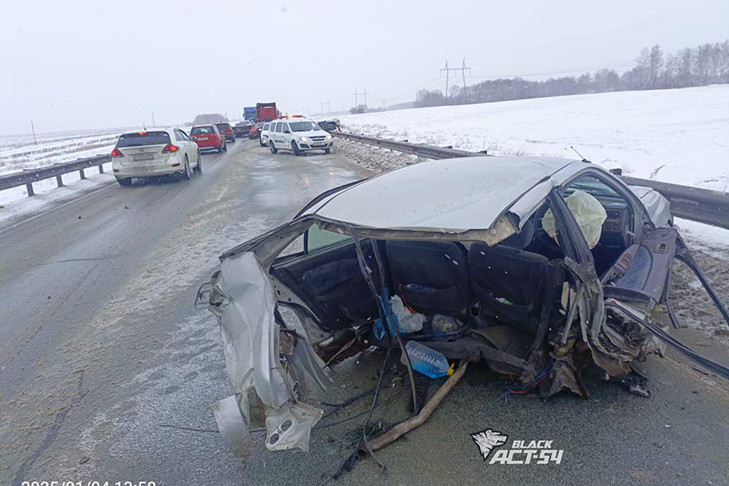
[303,156,577,232]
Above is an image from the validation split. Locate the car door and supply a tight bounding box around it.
[273,122,284,145]
[557,169,676,308]
[269,225,381,331]
[174,129,191,161]
[180,130,197,162]
[268,122,277,144]
[281,122,292,146]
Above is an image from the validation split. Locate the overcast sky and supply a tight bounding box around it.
[1,0,727,135]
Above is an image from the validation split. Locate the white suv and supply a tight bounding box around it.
[111,128,201,185]
[268,118,334,155]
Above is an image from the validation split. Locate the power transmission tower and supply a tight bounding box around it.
[353,89,369,108]
[440,59,471,104]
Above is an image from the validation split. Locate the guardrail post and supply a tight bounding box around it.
[56,175,63,187]
[98,164,104,174]
[26,183,34,196]
[79,169,86,180]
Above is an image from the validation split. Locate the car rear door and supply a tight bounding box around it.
[175,129,194,162]
[269,226,380,331]
[272,122,283,145]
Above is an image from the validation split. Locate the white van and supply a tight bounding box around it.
[267,118,334,155]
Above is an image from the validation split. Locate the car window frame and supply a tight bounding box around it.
[303,224,352,254]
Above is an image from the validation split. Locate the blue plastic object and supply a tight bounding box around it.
[405,341,450,379]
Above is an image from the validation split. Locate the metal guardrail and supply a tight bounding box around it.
[333,131,729,231]
[0,154,111,196]
[333,131,480,159]
[621,176,729,229]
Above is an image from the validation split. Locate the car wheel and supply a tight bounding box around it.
[292,141,302,156]
[182,156,192,181]
[117,178,132,186]
[193,150,202,173]
[270,141,277,154]
[259,138,265,147]
[324,148,331,154]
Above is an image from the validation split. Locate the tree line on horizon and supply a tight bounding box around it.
[413,40,729,108]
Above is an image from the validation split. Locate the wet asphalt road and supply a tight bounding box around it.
[0,140,727,486]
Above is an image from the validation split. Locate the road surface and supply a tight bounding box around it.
[0,140,727,485]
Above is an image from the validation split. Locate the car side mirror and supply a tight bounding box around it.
[283,129,290,134]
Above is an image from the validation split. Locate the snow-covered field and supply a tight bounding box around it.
[0,129,123,175]
[0,129,126,217]
[339,84,729,192]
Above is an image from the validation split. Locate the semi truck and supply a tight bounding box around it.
[256,102,279,122]
[243,106,257,122]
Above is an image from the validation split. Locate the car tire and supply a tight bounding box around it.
[182,156,192,180]
[193,151,202,173]
[324,148,331,154]
[270,141,277,154]
[292,141,302,156]
[259,138,265,147]
[117,178,132,186]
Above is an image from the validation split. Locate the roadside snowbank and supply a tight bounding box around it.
[0,130,121,175]
[339,85,729,192]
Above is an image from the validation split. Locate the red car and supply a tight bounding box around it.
[248,123,261,139]
[215,122,236,143]
[190,125,227,153]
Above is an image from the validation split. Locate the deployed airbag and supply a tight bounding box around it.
[543,190,607,249]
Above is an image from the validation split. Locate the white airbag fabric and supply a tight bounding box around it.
[543,190,607,249]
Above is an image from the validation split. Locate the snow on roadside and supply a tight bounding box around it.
[0,163,117,224]
[0,129,122,175]
[339,84,729,193]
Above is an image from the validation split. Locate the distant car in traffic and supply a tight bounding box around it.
[268,118,334,155]
[248,123,261,140]
[215,122,236,143]
[111,128,201,185]
[318,119,340,131]
[190,125,227,153]
[259,122,270,146]
[234,120,254,137]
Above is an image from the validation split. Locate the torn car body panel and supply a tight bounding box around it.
[205,155,729,458]
[208,251,328,457]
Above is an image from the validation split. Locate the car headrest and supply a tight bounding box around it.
[500,220,535,249]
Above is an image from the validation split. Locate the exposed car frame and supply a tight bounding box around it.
[199,156,729,458]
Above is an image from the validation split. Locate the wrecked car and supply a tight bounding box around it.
[198,155,729,457]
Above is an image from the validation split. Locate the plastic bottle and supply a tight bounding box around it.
[404,341,450,379]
